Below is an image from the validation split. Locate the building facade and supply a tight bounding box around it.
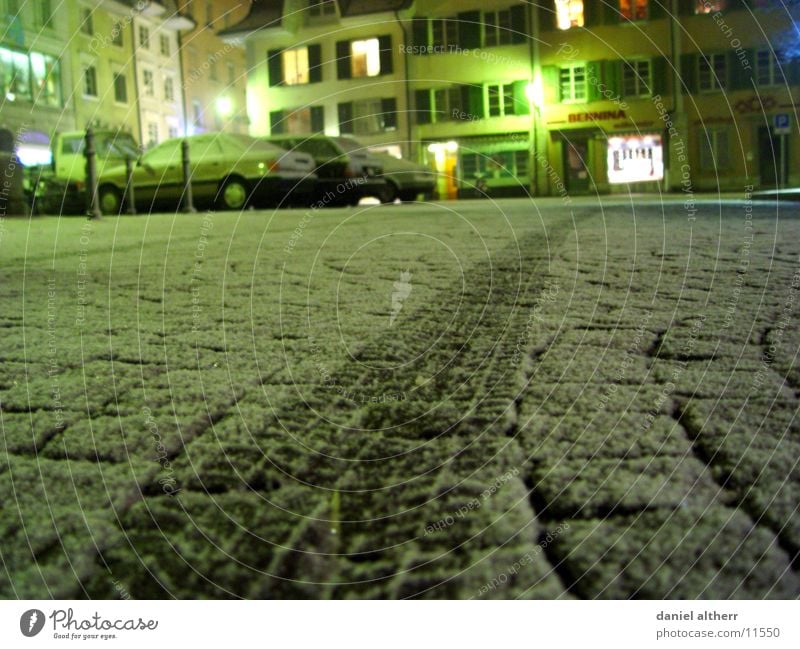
[228,0,799,197]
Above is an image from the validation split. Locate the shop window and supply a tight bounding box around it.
[484,8,513,46]
[308,0,336,17]
[80,8,93,35]
[83,65,97,97]
[461,149,529,180]
[699,128,730,169]
[622,59,652,97]
[351,38,381,77]
[434,87,463,121]
[694,0,726,13]
[283,47,310,85]
[559,64,586,102]
[698,53,727,91]
[113,71,127,103]
[619,0,648,21]
[555,0,584,30]
[487,83,515,117]
[756,49,781,86]
[30,52,61,107]
[607,134,664,184]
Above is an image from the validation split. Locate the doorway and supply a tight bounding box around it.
[758,126,788,188]
[563,138,591,193]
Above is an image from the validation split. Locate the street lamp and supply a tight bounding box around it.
[216,96,234,119]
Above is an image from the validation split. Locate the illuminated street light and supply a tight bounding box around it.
[216,96,234,119]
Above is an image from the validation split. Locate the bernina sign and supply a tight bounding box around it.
[568,110,627,123]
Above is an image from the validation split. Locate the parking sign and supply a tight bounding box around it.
[774,113,791,135]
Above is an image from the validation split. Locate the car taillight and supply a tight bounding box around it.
[268,160,281,173]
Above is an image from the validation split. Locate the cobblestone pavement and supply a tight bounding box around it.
[1,197,799,599]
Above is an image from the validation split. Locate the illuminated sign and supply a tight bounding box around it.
[568,110,626,123]
[607,134,663,184]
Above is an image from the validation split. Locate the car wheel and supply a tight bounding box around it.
[398,190,419,203]
[99,185,122,215]
[379,181,398,204]
[218,177,250,211]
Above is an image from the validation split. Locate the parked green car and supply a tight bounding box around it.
[97,133,317,213]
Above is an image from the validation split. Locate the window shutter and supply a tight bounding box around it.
[338,102,354,134]
[509,5,527,44]
[412,18,428,52]
[310,106,325,133]
[457,11,481,49]
[415,89,431,124]
[512,80,530,115]
[308,44,322,83]
[270,110,284,134]
[729,49,755,90]
[381,97,398,130]
[541,65,560,105]
[461,84,484,119]
[336,40,351,79]
[601,60,621,96]
[680,53,697,93]
[378,35,393,75]
[268,49,283,86]
[652,56,668,95]
[587,61,604,101]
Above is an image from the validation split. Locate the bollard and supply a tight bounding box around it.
[181,139,196,213]
[125,156,137,215]
[85,127,102,220]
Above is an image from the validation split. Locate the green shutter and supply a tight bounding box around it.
[268,49,283,87]
[336,40,351,80]
[415,89,432,124]
[310,106,324,133]
[269,110,284,135]
[587,60,604,101]
[457,11,481,49]
[729,49,756,90]
[338,102,353,134]
[412,18,428,52]
[381,97,398,129]
[461,84,484,119]
[652,56,668,95]
[512,80,530,115]
[308,44,322,83]
[603,60,622,96]
[378,35,393,75]
[541,65,560,105]
[680,53,697,93]
[510,5,527,44]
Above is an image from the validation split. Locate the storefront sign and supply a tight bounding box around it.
[568,110,627,123]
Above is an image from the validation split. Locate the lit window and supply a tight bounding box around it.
[351,38,380,77]
[283,47,310,85]
[31,52,61,106]
[113,71,127,103]
[619,0,648,21]
[622,59,652,97]
[139,26,150,49]
[143,68,154,96]
[484,8,513,46]
[0,47,32,102]
[699,128,730,169]
[308,0,336,16]
[756,49,781,86]
[487,83,515,117]
[694,0,726,13]
[698,53,727,91]
[160,35,170,56]
[559,64,586,102]
[607,135,663,184]
[555,0,584,30]
[83,65,97,97]
[80,8,94,35]
[164,77,174,101]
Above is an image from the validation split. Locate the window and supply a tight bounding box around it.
[461,149,529,180]
[80,7,94,35]
[227,62,236,86]
[698,53,727,91]
[699,128,730,169]
[351,38,380,77]
[694,0,726,13]
[283,47,310,85]
[34,0,52,27]
[83,65,97,97]
[0,47,30,102]
[432,17,458,49]
[111,23,123,47]
[30,52,61,106]
[192,99,203,127]
[434,87,463,121]
[607,134,664,184]
[555,0,584,30]
[619,0,648,21]
[559,64,586,102]
[143,68,154,96]
[488,83,515,117]
[347,99,396,135]
[308,0,336,16]
[160,35,170,56]
[139,26,150,49]
[622,59,652,97]
[286,107,312,134]
[756,49,781,86]
[113,71,127,103]
[164,77,174,101]
[146,122,159,148]
[484,8,513,46]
